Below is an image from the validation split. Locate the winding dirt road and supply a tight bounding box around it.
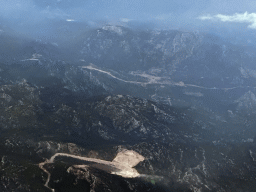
[39,150,145,192]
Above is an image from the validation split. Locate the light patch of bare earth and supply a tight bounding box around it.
[39,150,145,192]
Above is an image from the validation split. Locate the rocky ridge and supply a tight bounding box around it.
[0,25,256,191]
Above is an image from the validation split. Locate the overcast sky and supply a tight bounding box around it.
[0,0,256,37]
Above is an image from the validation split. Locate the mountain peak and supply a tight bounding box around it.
[102,25,124,35]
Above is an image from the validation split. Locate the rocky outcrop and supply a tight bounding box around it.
[1,24,256,192]
[235,90,256,110]
[54,166,167,192]
[39,150,146,191]
[78,25,256,87]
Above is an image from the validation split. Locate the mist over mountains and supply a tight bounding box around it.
[1,7,256,191]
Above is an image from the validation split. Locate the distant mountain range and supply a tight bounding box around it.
[0,25,256,192]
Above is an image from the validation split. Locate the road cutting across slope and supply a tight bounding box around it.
[39,150,145,192]
[82,65,256,91]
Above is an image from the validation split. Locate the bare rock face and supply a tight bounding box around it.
[112,149,145,168]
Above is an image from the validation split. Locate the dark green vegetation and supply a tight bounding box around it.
[0,25,256,191]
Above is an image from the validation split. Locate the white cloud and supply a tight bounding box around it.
[154,13,173,21]
[119,18,133,23]
[198,15,214,20]
[198,12,256,29]
[66,19,75,22]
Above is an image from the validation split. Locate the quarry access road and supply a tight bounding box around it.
[39,151,144,192]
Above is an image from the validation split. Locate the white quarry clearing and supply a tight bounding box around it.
[39,150,145,192]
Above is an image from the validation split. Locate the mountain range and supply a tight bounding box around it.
[0,24,256,192]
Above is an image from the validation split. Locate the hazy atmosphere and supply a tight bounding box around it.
[1,0,256,38]
[1,1,256,192]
